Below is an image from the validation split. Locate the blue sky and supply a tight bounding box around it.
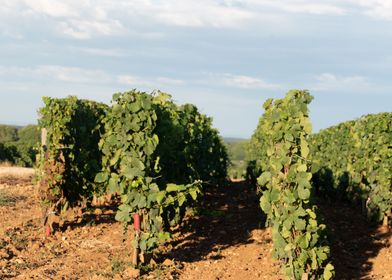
[0,0,391,138]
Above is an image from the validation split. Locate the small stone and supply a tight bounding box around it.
[14,258,24,264]
[0,250,9,259]
[30,242,41,251]
[149,258,157,267]
[162,258,175,266]
[123,267,140,279]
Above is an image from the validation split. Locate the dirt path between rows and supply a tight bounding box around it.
[0,169,391,279]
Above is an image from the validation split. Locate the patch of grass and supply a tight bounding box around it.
[0,192,18,206]
[0,239,7,250]
[5,229,28,251]
[111,257,130,275]
[94,271,114,278]
[228,160,247,180]
[195,207,226,218]
[139,263,154,275]
[0,161,14,167]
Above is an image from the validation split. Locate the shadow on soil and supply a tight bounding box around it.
[59,204,118,232]
[313,168,391,279]
[318,200,391,280]
[158,180,266,263]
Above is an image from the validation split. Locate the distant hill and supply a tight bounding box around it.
[222,137,248,144]
[222,137,249,179]
[0,124,40,167]
[223,137,249,161]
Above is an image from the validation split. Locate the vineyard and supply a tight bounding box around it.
[0,89,391,279]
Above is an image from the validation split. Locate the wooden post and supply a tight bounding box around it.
[383,211,390,227]
[132,213,141,266]
[41,128,50,237]
[41,128,47,151]
[383,215,388,227]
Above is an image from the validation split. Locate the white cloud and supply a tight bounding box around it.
[3,0,392,41]
[0,0,351,40]
[0,65,112,84]
[118,75,151,87]
[6,0,392,42]
[22,0,77,17]
[2,0,124,39]
[245,0,346,15]
[0,65,183,89]
[72,47,128,58]
[152,1,253,28]
[36,65,112,83]
[219,73,281,90]
[59,19,124,39]
[118,75,185,88]
[355,0,392,21]
[313,73,370,91]
[156,77,185,86]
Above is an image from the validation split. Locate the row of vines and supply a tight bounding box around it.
[37,90,228,265]
[310,113,392,224]
[37,87,390,279]
[247,90,391,279]
[248,90,334,280]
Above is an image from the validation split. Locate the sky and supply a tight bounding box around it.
[0,0,391,138]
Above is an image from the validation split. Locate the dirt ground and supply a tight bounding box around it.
[0,167,391,279]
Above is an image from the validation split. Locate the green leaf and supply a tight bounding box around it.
[137,195,147,208]
[166,183,186,192]
[298,186,310,200]
[115,204,132,222]
[257,172,271,186]
[303,118,312,134]
[263,98,273,109]
[158,231,171,242]
[156,191,166,204]
[95,172,108,183]
[189,188,198,200]
[284,133,294,142]
[308,218,318,228]
[272,111,280,122]
[294,218,306,231]
[108,177,119,194]
[301,141,310,158]
[110,149,122,166]
[149,183,159,192]
[297,164,307,172]
[295,207,307,217]
[145,138,156,156]
[306,209,317,219]
[323,263,334,280]
[178,193,186,206]
[124,167,143,180]
[260,192,271,212]
[298,235,309,249]
[273,230,287,251]
[139,239,147,252]
[130,158,145,170]
[317,250,328,261]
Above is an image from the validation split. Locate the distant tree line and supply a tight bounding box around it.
[224,138,249,179]
[0,124,40,167]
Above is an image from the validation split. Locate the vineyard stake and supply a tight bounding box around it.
[132,213,141,266]
[383,213,389,227]
[41,128,50,237]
